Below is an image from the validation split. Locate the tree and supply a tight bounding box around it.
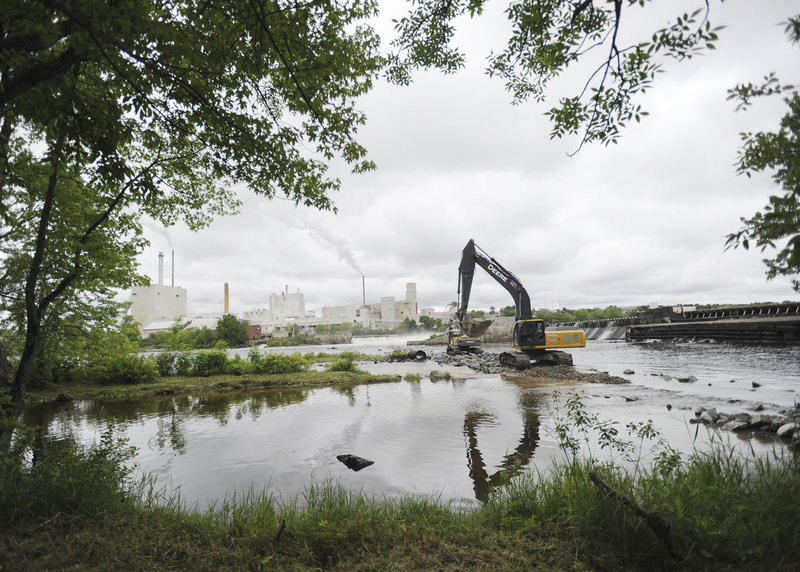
[725,18,800,291]
[391,2,797,288]
[0,0,383,410]
[216,315,246,348]
[390,0,720,152]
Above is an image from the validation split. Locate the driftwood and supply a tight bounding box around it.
[589,470,676,558]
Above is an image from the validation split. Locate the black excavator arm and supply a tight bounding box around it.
[457,239,533,323]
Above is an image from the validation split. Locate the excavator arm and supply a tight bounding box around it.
[457,239,533,328]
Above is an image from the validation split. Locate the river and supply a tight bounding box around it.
[23,337,800,510]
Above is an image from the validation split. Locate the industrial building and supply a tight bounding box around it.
[320,283,418,329]
[130,251,187,332]
[130,250,434,338]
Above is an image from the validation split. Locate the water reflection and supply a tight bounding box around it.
[464,392,541,501]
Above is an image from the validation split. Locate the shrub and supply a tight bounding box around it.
[328,357,364,373]
[191,349,229,377]
[155,352,176,377]
[83,354,159,384]
[174,353,193,376]
[228,354,252,376]
[248,348,308,374]
[405,373,421,382]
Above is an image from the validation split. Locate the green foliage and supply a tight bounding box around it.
[328,358,365,373]
[468,310,486,318]
[397,317,418,331]
[0,0,384,404]
[499,305,516,317]
[216,315,246,348]
[89,354,159,385]
[429,370,451,382]
[418,315,446,330]
[391,1,720,151]
[247,348,308,374]
[404,373,421,382]
[190,349,229,377]
[1,424,136,524]
[266,336,322,347]
[726,88,800,291]
[154,352,176,377]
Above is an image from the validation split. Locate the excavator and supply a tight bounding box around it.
[451,239,586,368]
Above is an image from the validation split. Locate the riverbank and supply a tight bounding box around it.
[3,400,799,571]
[22,370,403,405]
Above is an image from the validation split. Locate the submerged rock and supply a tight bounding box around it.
[336,454,374,472]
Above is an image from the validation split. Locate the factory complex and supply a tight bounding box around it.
[129,252,451,339]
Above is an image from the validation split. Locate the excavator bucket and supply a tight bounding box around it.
[459,315,493,338]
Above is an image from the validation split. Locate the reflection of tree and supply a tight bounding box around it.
[152,409,187,454]
[464,393,541,502]
[23,387,313,456]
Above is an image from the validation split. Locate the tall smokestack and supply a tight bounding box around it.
[158,252,164,285]
[171,250,175,287]
[362,275,365,306]
[224,283,229,314]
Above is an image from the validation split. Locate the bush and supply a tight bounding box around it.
[191,349,229,377]
[228,354,252,376]
[248,348,308,374]
[328,357,364,373]
[174,353,193,376]
[82,354,159,384]
[155,352,176,377]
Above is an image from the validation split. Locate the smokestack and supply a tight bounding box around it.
[362,275,365,306]
[224,283,229,314]
[171,250,175,287]
[158,252,164,286]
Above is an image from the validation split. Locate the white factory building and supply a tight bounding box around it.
[130,252,187,334]
[241,283,420,333]
[321,283,419,330]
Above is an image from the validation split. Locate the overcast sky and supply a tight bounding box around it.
[135,0,799,317]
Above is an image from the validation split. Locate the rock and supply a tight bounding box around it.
[660,373,673,381]
[750,414,773,429]
[733,413,751,423]
[752,382,761,388]
[624,396,638,402]
[753,403,765,412]
[677,375,697,383]
[700,410,716,424]
[666,404,672,411]
[336,454,374,472]
[623,369,635,375]
[706,408,719,422]
[723,421,751,432]
[729,379,736,383]
[776,423,797,439]
[695,406,705,417]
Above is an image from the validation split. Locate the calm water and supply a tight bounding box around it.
[24,338,800,510]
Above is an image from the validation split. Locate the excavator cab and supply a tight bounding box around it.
[512,319,547,350]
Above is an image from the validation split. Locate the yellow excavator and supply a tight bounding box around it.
[451,239,586,367]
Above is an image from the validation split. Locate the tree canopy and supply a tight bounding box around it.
[0,0,383,405]
[725,17,800,291]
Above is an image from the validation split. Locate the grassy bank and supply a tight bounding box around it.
[21,349,410,405]
[1,427,798,571]
[23,370,402,404]
[2,388,799,571]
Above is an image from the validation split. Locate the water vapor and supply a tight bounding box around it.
[298,220,362,275]
[142,217,174,249]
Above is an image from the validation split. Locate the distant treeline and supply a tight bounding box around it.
[469,305,647,323]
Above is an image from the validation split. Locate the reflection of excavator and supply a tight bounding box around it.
[453,239,586,368]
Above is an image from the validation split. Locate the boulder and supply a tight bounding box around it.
[677,375,697,383]
[723,420,751,432]
[776,423,797,439]
[336,454,374,472]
